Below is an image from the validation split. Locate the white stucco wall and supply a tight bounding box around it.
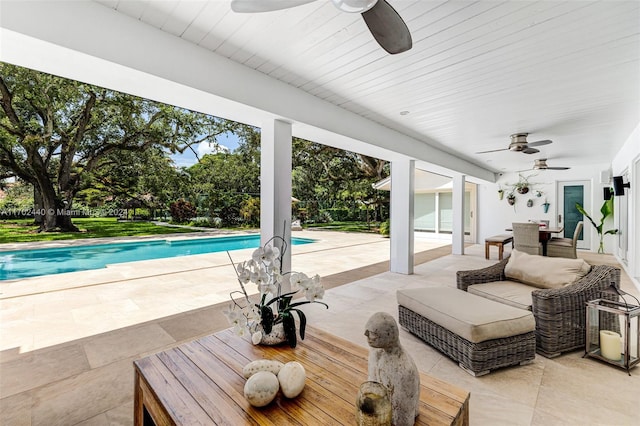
[611,122,640,284]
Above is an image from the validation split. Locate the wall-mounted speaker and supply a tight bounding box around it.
[603,187,612,200]
[613,176,631,196]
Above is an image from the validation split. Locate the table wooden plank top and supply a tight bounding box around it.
[134,326,470,425]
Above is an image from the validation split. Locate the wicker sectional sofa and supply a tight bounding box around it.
[456,250,620,358]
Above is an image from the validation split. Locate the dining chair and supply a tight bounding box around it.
[512,222,542,255]
[546,221,583,259]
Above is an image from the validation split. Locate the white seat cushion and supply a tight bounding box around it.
[468,281,534,311]
[397,287,535,343]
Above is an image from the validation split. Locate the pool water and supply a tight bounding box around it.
[0,235,315,281]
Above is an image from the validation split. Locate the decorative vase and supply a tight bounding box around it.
[526,199,533,207]
[355,381,392,426]
[498,191,504,200]
[517,186,529,194]
[542,203,550,213]
[258,322,287,345]
[507,195,516,206]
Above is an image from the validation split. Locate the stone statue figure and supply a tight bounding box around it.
[365,312,420,426]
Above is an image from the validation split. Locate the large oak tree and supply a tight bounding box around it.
[0,63,236,231]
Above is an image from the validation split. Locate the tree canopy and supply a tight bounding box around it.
[0,63,389,231]
[0,62,237,231]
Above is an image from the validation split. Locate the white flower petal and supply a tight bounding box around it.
[251,248,264,263]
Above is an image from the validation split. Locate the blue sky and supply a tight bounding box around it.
[170,131,241,168]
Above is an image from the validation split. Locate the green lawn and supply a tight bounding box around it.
[304,221,381,233]
[0,218,201,244]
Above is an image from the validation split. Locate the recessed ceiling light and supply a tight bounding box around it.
[400,110,410,116]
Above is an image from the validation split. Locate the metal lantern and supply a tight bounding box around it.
[585,285,640,375]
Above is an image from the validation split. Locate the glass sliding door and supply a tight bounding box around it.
[414,193,436,232]
[438,192,453,233]
[414,189,474,241]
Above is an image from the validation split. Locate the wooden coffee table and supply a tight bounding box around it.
[134,325,470,425]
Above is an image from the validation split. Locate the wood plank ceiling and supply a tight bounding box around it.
[95,0,640,173]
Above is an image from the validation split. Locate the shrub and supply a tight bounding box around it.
[188,217,218,228]
[240,197,261,226]
[322,208,351,221]
[169,199,197,223]
[379,219,390,237]
[313,210,334,223]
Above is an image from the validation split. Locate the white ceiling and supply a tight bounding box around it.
[90,0,640,174]
[0,0,637,178]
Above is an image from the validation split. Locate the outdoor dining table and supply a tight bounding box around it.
[506,226,564,256]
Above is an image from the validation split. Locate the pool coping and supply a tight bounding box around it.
[0,229,251,252]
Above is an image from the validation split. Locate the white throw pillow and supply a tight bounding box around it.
[505,249,592,289]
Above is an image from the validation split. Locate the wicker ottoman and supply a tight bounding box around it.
[397,287,536,376]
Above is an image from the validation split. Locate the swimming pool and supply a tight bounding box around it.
[0,235,315,281]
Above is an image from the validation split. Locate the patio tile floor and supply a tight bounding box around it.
[1,230,638,425]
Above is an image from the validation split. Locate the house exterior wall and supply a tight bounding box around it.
[478,164,613,251]
[611,122,640,287]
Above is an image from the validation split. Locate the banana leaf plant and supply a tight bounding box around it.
[576,199,618,254]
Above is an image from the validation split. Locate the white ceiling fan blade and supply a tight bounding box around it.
[231,0,317,13]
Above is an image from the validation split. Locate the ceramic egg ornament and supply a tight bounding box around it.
[277,361,306,398]
[243,371,279,407]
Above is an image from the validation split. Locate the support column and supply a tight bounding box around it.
[452,174,465,255]
[390,158,414,274]
[260,119,292,287]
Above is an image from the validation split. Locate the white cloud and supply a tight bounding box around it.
[197,141,230,157]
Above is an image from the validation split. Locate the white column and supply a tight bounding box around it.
[390,159,415,274]
[452,174,465,255]
[260,119,292,287]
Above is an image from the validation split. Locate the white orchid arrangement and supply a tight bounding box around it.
[224,236,328,348]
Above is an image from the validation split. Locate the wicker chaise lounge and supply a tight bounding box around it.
[456,255,620,358]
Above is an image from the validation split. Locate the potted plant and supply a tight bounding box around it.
[514,174,531,194]
[576,199,618,254]
[542,199,550,213]
[498,186,504,200]
[507,193,516,206]
[224,235,328,347]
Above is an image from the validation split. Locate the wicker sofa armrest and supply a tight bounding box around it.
[456,258,509,291]
[531,265,620,309]
[530,265,621,356]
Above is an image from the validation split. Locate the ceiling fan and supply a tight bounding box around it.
[518,159,570,172]
[230,0,412,54]
[530,158,570,171]
[476,133,552,155]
